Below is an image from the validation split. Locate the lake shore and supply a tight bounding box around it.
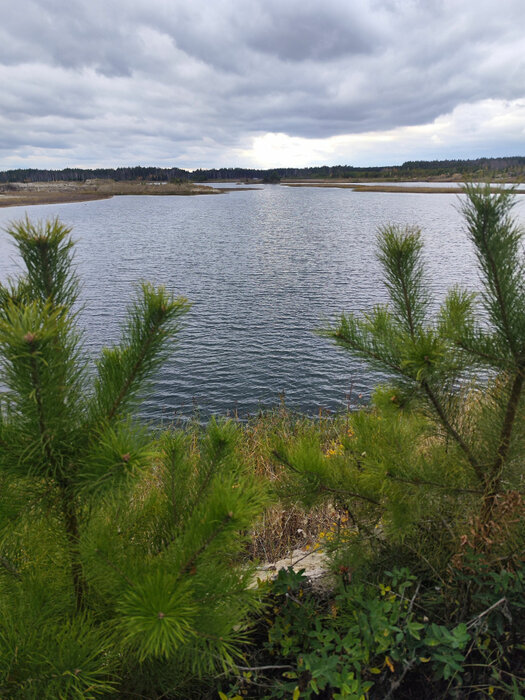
[2,179,524,209]
[0,179,223,208]
[282,181,525,194]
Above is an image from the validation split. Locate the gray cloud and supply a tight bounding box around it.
[0,0,524,168]
[243,2,381,61]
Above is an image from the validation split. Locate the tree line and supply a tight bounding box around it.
[1,156,524,184]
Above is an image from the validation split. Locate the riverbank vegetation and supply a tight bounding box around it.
[0,187,524,697]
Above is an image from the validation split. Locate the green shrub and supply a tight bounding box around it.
[227,560,525,698]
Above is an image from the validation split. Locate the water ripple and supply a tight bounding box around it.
[0,187,523,421]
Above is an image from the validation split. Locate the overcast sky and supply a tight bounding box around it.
[1,0,524,170]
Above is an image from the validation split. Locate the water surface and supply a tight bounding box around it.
[1,185,523,421]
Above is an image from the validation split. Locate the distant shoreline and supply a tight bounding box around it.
[1,179,524,209]
[0,180,223,209]
[282,182,525,194]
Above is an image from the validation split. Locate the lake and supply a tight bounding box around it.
[1,185,524,422]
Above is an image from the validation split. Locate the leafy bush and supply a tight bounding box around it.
[227,560,525,698]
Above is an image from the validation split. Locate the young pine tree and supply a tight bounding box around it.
[0,218,265,698]
[278,185,524,557]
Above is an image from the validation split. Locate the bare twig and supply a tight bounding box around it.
[407,581,421,615]
[235,663,293,672]
[383,656,419,700]
[466,597,508,630]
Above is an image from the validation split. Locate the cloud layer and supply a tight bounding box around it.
[1,0,524,168]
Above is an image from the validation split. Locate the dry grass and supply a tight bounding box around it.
[283,182,525,194]
[0,190,113,207]
[0,179,221,208]
[86,179,220,196]
[351,185,465,193]
[248,501,342,563]
[234,406,352,561]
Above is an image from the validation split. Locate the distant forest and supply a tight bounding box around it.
[1,156,524,183]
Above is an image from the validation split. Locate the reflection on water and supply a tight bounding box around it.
[0,186,523,422]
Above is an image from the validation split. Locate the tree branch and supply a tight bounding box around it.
[483,368,524,517]
[272,450,381,506]
[421,380,484,483]
[385,472,483,495]
[27,338,54,465]
[95,548,135,588]
[178,512,233,576]
[477,215,518,360]
[107,320,159,421]
[60,483,87,611]
[333,332,404,376]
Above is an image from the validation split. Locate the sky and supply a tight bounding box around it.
[1,0,524,170]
